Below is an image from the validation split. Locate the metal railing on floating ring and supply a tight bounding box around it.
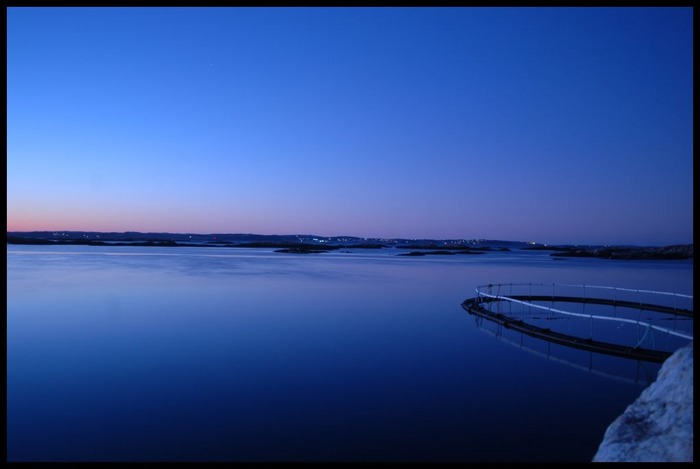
[472,283,693,341]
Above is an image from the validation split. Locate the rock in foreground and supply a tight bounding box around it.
[592,342,693,462]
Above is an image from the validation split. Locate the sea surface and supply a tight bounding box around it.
[6,245,694,462]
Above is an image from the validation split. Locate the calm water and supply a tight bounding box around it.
[6,245,694,462]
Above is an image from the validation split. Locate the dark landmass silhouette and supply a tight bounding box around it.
[549,244,693,260]
[5,231,693,259]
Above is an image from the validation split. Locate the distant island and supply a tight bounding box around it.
[5,231,693,259]
[542,244,693,260]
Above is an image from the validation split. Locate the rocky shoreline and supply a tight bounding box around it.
[593,342,693,462]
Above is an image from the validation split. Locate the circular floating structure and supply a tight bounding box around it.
[462,283,693,364]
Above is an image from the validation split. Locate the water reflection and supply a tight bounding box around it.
[471,315,662,386]
[6,245,694,462]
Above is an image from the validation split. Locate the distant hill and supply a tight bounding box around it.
[5,232,692,259]
[6,231,533,249]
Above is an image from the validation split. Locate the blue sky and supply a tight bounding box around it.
[7,7,693,245]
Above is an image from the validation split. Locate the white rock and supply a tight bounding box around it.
[593,342,693,462]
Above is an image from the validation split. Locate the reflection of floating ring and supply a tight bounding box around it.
[470,314,661,386]
[462,283,693,364]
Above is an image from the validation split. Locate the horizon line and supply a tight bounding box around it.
[5,229,693,248]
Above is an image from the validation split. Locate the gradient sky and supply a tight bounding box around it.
[7,7,693,245]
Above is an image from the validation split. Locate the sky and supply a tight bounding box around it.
[6,7,694,246]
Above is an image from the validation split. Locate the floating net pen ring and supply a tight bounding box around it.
[462,283,693,363]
